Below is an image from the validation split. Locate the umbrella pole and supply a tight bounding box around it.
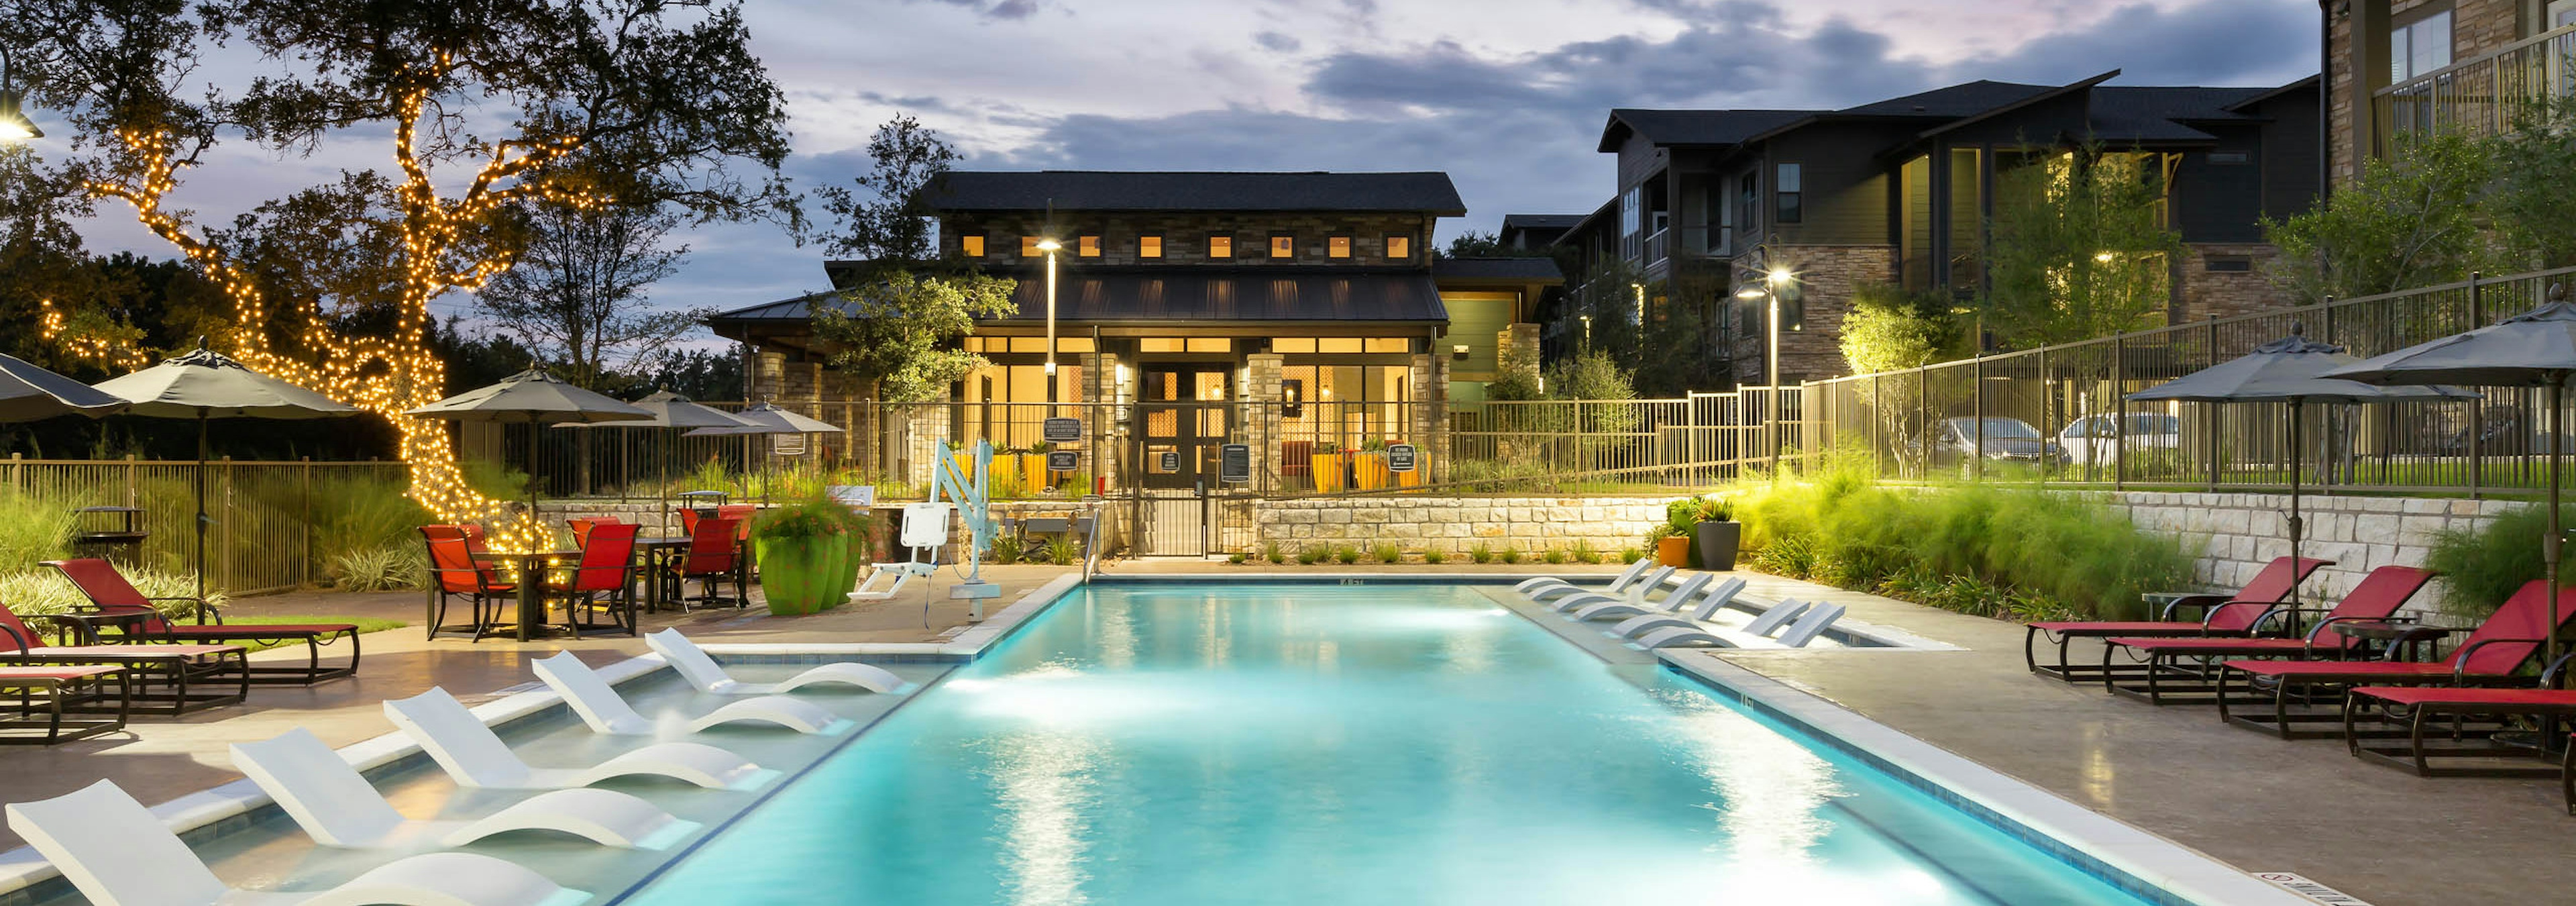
[195,410,209,619]
[2287,399,2304,629]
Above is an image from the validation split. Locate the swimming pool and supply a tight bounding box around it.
[623,582,2157,905]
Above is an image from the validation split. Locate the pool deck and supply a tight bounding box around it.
[8,560,2567,905]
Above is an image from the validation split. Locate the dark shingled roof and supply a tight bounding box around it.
[1499,213,1587,231]
[1432,257,1564,284]
[708,267,1449,328]
[1597,109,1817,151]
[1601,73,2314,156]
[1837,81,2056,117]
[921,170,1466,215]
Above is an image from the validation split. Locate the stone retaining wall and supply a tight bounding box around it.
[1250,495,1686,555]
[2105,491,2522,618]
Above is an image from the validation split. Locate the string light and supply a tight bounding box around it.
[72,87,611,554]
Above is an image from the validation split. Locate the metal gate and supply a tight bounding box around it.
[1136,489,1209,556]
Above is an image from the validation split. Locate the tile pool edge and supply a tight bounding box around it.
[1659,652,2312,906]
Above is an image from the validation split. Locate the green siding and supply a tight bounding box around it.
[1444,295,1515,379]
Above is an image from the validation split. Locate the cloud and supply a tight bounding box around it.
[912,0,1046,21]
[1254,30,1303,52]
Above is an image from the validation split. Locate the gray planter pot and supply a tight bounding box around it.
[1695,521,1741,572]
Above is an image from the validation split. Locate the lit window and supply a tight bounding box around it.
[1187,338,1230,353]
[1318,338,1363,354]
[1274,338,1317,354]
[1058,337,1096,353]
[963,337,986,352]
[1010,337,1050,353]
[1079,236,1101,256]
[1209,236,1234,258]
[1363,338,1407,354]
[1385,236,1411,259]
[1140,236,1163,258]
[1271,236,1295,258]
[1021,236,1042,256]
[961,236,985,258]
[1328,236,1352,258]
[1775,163,1803,225]
[1140,338,1185,352]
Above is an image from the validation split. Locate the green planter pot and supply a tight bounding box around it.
[825,533,868,611]
[756,534,841,616]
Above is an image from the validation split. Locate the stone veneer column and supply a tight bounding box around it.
[1409,352,1447,483]
[1497,323,1541,386]
[1086,352,1127,492]
[1244,353,1284,491]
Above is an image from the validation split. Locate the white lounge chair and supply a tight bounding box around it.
[1513,558,1652,600]
[7,778,589,906]
[1776,603,1849,648]
[1567,572,1719,621]
[1606,578,1751,638]
[1636,601,1850,650]
[231,727,696,851]
[1542,566,1676,611]
[646,627,905,695]
[1743,599,1813,636]
[1629,599,1805,650]
[1633,624,1733,649]
[533,652,852,737]
[384,687,775,791]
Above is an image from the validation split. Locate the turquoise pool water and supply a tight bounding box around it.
[624,583,2154,905]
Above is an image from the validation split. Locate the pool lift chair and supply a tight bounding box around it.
[850,440,1005,621]
[531,652,853,737]
[1568,573,1736,621]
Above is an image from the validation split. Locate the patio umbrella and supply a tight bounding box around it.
[2129,323,2475,613]
[2328,295,2576,670]
[407,368,655,533]
[555,389,753,513]
[683,401,843,501]
[0,354,127,421]
[91,342,360,603]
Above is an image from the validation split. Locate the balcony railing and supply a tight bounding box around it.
[1645,228,1670,264]
[2376,24,2576,154]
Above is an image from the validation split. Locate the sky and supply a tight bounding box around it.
[56,0,2322,337]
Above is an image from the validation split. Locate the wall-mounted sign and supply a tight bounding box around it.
[1159,450,1182,473]
[1046,450,1080,472]
[1220,444,1252,484]
[1386,444,1418,472]
[771,434,806,456]
[1042,417,1083,443]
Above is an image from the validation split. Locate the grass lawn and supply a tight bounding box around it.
[219,615,407,652]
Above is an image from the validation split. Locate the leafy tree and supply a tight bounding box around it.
[1839,283,1968,374]
[473,189,700,390]
[637,347,744,401]
[1982,145,2184,348]
[817,114,957,260]
[2263,132,2499,302]
[1441,230,1507,258]
[2487,97,2576,270]
[18,0,796,541]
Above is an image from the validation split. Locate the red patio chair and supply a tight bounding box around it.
[0,665,129,744]
[423,526,517,642]
[551,521,639,636]
[44,558,362,685]
[568,515,626,548]
[2216,579,2576,738]
[2023,556,2331,683]
[0,605,246,716]
[2099,564,2437,705]
[668,517,745,610]
[2340,674,2576,778]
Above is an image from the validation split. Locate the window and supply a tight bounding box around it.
[1619,186,1641,238]
[2205,255,2254,272]
[1318,338,1364,354]
[1738,172,1760,235]
[1270,235,1296,259]
[1774,163,1803,225]
[1328,236,1352,258]
[1187,338,1230,353]
[2207,151,2251,164]
[1717,184,1735,252]
[2391,8,2453,81]
[1362,338,1407,354]
[961,235,985,258]
[1137,338,1232,354]
[1209,235,1234,258]
[1020,236,1043,256]
[1139,338,1184,353]
[1275,338,1317,353]
[1139,236,1163,258]
[1384,235,1411,259]
[1078,236,1101,257]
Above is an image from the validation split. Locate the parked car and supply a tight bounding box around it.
[2057,413,2182,466]
[1931,417,2060,474]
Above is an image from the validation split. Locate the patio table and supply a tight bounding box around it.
[634,536,691,613]
[472,549,580,642]
[2331,621,2462,663]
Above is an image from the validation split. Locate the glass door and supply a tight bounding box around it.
[1138,364,1230,491]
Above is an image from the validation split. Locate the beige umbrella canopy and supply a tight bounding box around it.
[91,342,361,603]
[0,354,128,422]
[407,369,654,525]
[680,401,843,437]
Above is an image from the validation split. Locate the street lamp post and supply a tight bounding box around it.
[1737,266,1794,476]
[1035,238,1061,376]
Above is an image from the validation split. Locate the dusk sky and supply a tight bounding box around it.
[60,0,2321,337]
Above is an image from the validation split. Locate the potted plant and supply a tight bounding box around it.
[1352,437,1391,491]
[1692,497,1740,572]
[1027,441,1057,491]
[1311,441,1346,493]
[750,494,875,616]
[1653,499,1699,568]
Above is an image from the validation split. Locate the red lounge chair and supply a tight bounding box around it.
[44,558,361,685]
[2339,678,2576,778]
[2216,579,2576,738]
[0,665,129,744]
[0,607,247,716]
[2023,556,2330,683]
[668,517,746,610]
[551,521,639,636]
[423,526,518,642]
[2100,564,2437,705]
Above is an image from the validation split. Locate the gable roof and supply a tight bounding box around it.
[921,170,1466,215]
[1432,256,1564,284]
[1499,213,1587,232]
[1597,109,1817,152]
[1837,80,2057,117]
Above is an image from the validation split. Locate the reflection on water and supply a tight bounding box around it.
[979,728,1100,906]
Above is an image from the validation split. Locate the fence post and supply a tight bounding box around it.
[2114,334,2127,491]
[301,458,313,588]
[125,454,137,509]
[2206,315,2221,492]
[1971,355,1984,483]
[2468,272,2484,500]
[1917,365,1930,481]
[1870,373,1884,479]
[2037,347,2049,492]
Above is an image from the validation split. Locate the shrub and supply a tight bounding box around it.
[460,457,533,501]
[1297,544,1326,565]
[1263,541,1286,564]
[1619,546,1644,563]
[1469,542,1493,564]
[1542,548,1567,564]
[1044,537,1082,566]
[1570,540,1601,564]
[327,543,425,592]
[1372,542,1401,564]
[0,489,74,568]
[1422,548,1446,564]
[989,534,1024,564]
[2424,504,2571,619]
[1333,544,1360,564]
[1228,550,1248,565]
[1497,546,1521,564]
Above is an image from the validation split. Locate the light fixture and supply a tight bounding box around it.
[1766,267,1792,288]
[0,47,41,142]
[1735,286,1766,300]
[2094,251,2115,263]
[1036,238,1061,374]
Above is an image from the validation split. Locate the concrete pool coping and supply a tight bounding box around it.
[0,572,1084,904]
